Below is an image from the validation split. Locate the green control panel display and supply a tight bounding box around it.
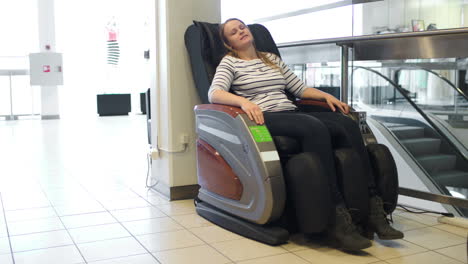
[249,126,273,143]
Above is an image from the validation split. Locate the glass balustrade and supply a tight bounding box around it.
[351,62,468,216]
[286,56,468,216]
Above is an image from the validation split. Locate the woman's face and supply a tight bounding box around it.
[223,20,253,51]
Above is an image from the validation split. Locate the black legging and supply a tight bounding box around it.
[263,111,377,204]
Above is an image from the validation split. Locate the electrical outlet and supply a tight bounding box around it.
[180,133,189,144]
[151,148,159,159]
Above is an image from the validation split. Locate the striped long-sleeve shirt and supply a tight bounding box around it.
[208,53,306,112]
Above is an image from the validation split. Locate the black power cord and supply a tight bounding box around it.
[397,204,454,217]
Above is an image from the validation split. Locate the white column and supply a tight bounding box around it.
[150,0,220,199]
[37,0,60,119]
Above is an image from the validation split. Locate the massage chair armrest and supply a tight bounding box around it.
[194,104,245,117]
[297,99,370,137]
[195,101,347,114]
[297,99,359,115]
[296,99,332,111]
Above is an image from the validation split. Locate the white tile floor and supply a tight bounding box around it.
[0,115,467,264]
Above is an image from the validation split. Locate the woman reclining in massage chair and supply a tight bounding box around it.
[208,18,404,251]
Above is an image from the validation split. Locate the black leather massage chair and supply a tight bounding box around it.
[184,21,399,245]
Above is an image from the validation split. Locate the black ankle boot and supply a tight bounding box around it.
[367,196,404,240]
[328,206,372,251]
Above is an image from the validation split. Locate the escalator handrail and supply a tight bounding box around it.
[353,66,468,162]
[394,66,468,159]
[394,66,468,102]
[426,112,468,160]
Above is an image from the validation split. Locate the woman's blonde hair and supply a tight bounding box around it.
[219,18,281,72]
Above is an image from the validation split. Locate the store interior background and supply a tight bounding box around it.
[0,1,467,263]
[2,0,468,120]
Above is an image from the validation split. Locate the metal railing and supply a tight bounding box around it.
[278,27,468,48]
[0,69,30,120]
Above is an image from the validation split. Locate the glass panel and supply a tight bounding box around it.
[221,0,347,23]
[221,0,355,43]
[261,6,354,43]
[297,63,341,98]
[11,75,39,116]
[0,74,39,117]
[395,63,468,152]
[222,0,468,43]
[351,61,468,216]
[354,0,466,36]
[0,56,29,70]
[0,76,11,116]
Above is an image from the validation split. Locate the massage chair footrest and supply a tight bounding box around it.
[195,200,289,245]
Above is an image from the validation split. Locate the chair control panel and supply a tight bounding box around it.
[348,111,377,145]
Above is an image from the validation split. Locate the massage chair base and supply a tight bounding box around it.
[195,199,289,245]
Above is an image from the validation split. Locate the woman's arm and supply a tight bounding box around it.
[270,53,349,114]
[208,57,264,125]
[300,87,350,114]
[210,89,248,107]
[210,90,265,125]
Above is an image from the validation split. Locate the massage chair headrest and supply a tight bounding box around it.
[185,21,281,104]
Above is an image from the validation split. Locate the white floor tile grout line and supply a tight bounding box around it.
[384,250,466,264]
[235,251,306,264]
[6,228,66,238]
[183,223,239,263]
[431,225,468,238]
[396,212,440,225]
[127,187,243,263]
[10,243,84,254]
[287,250,319,264]
[433,245,468,264]
[2,116,466,263]
[82,252,160,264]
[371,236,467,263]
[74,183,163,264]
[258,251,317,264]
[128,186,468,263]
[0,193,15,264]
[35,187,90,264]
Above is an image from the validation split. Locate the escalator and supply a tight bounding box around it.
[393,67,468,193]
[380,117,468,190]
[352,66,468,217]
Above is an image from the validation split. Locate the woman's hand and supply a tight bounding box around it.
[240,100,264,125]
[325,94,350,114]
[300,88,350,114]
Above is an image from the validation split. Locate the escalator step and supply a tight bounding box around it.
[390,126,425,139]
[400,138,441,156]
[432,170,468,188]
[416,154,457,174]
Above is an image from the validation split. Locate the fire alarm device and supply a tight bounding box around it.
[29,53,64,85]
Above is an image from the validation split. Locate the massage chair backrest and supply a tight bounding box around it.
[185,21,281,104]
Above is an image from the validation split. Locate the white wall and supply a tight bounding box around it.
[150,0,221,193]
